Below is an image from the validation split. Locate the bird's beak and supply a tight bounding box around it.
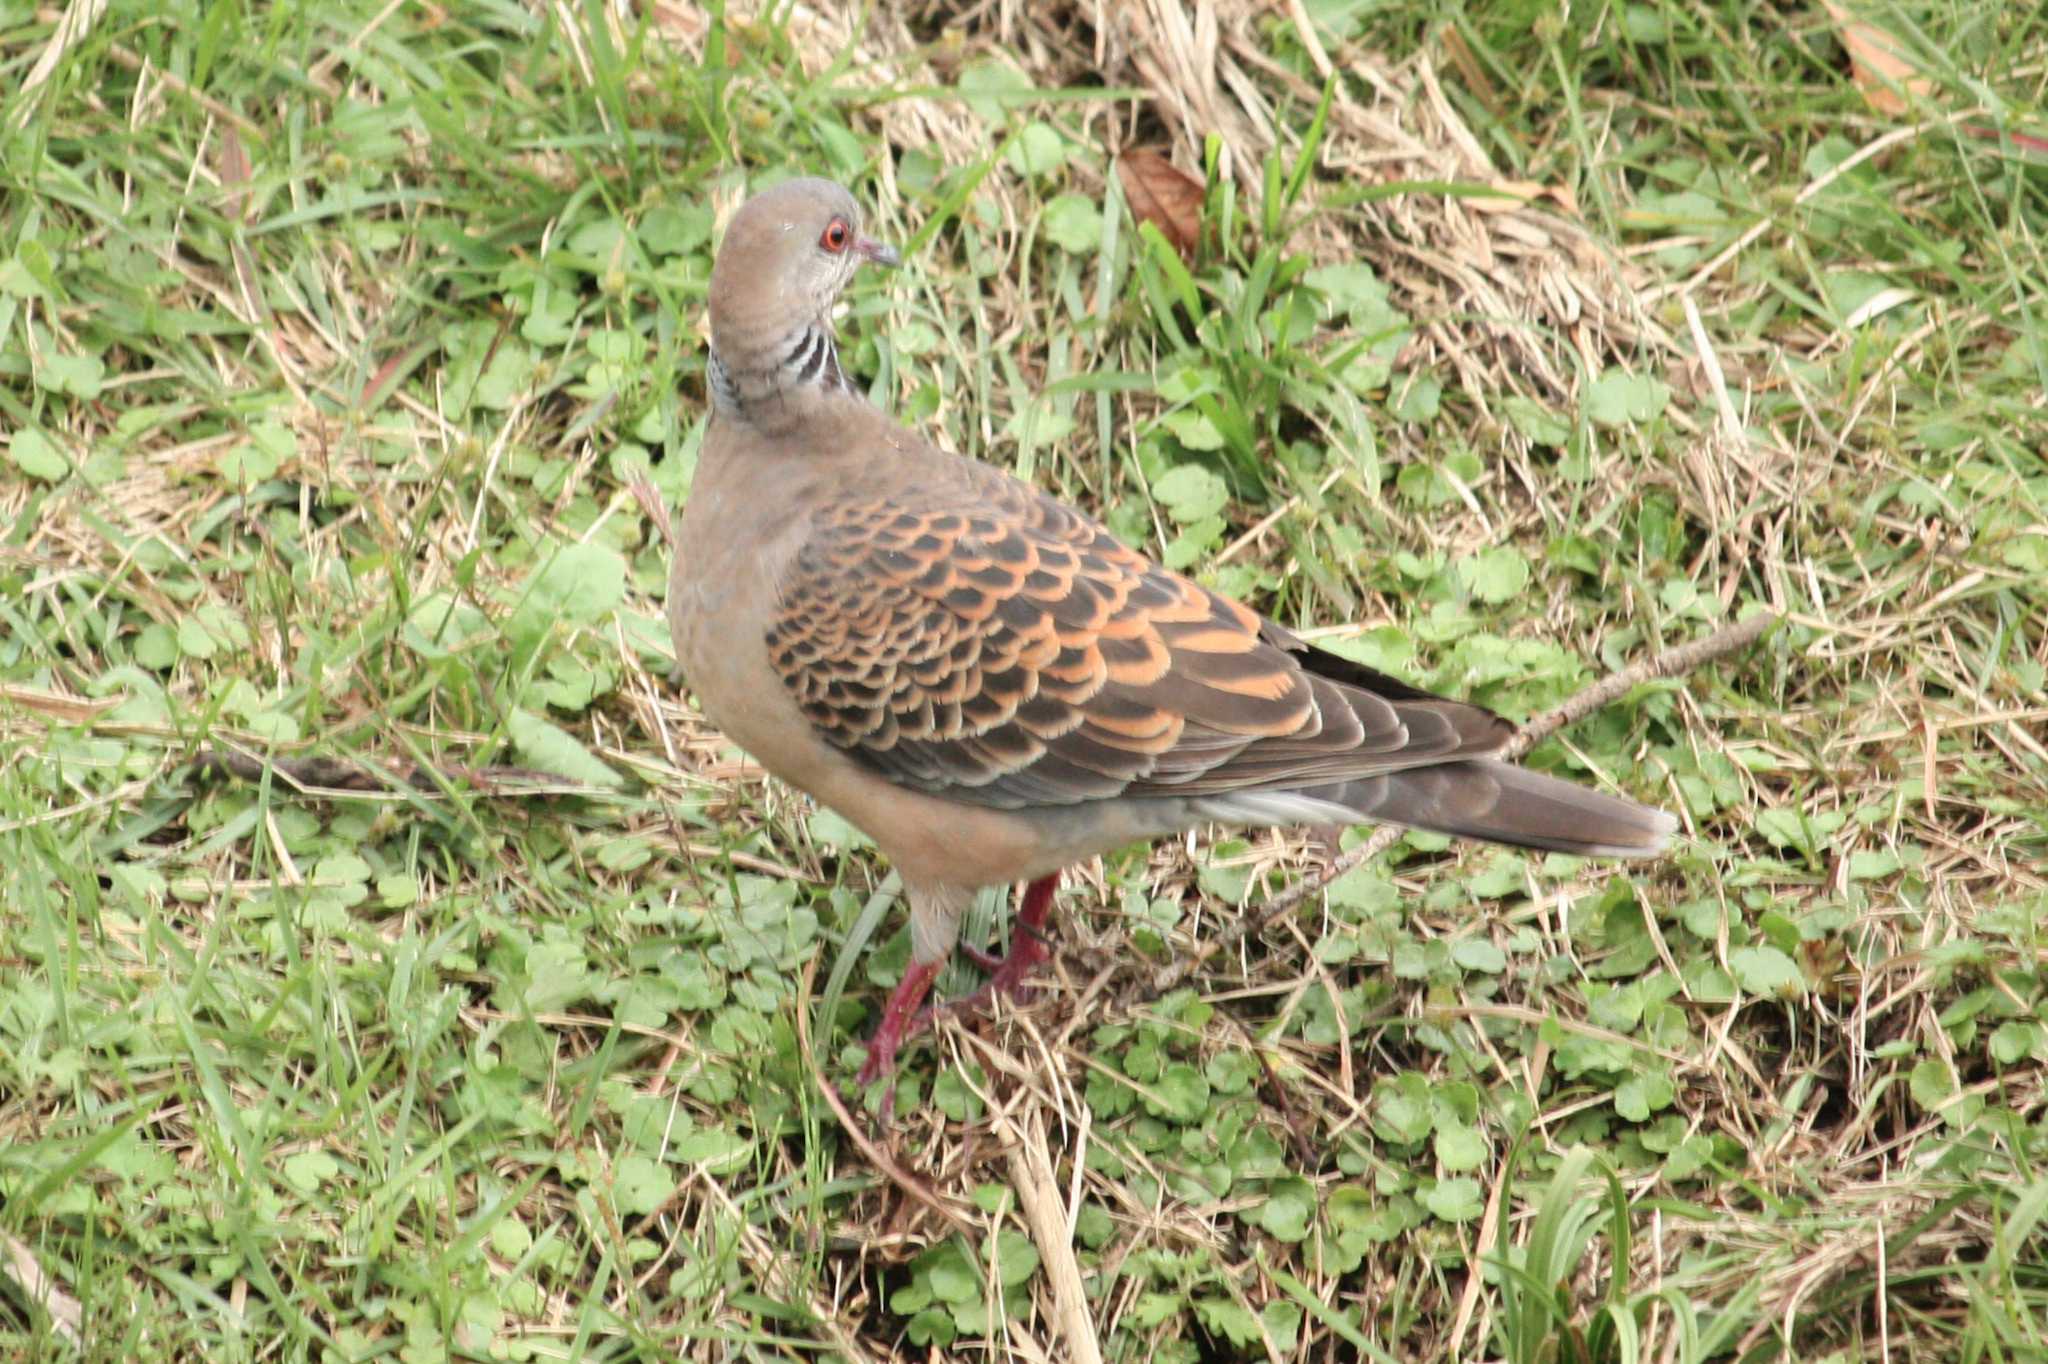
[856,236,900,268]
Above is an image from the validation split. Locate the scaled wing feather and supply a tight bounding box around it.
[764,460,1512,810]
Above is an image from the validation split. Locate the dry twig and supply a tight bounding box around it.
[999,1111,1105,1364]
[193,744,574,797]
[0,1230,82,1347]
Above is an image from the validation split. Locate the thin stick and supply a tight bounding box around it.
[0,1230,81,1347]
[194,744,573,797]
[1148,611,1775,996]
[1000,1112,1105,1364]
[1639,121,1938,304]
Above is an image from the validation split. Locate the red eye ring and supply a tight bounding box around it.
[820,218,850,253]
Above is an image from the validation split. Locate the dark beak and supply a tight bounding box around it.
[856,236,900,268]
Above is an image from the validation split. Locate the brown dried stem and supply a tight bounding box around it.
[193,743,574,797]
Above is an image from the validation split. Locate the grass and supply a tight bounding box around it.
[2,0,2045,1359]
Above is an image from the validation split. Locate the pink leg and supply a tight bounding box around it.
[855,875,1063,1102]
[938,873,1060,1015]
[856,959,940,1087]
[985,873,1058,1002]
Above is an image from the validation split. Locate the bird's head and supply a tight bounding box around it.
[708,177,898,361]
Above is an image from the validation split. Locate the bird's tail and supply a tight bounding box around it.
[1198,759,1677,858]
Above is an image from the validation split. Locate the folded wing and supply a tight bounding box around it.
[765,460,1672,855]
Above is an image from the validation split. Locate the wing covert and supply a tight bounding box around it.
[763,465,1506,810]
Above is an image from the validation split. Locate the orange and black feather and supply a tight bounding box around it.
[764,461,1514,811]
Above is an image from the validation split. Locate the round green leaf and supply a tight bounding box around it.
[1423,1176,1483,1222]
[1433,1120,1487,1172]
[1041,193,1100,253]
[8,428,69,481]
[1253,1176,1316,1242]
[1728,945,1804,998]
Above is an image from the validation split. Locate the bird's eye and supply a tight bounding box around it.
[819,218,850,253]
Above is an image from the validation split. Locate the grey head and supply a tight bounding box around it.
[705,177,899,428]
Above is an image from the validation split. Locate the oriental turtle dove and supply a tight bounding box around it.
[667,177,1676,1090]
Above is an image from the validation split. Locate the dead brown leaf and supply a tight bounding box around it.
[218,126,251,223]
[1116,149,1203,259]
[1466,178,1580,217]
[0,684,121,726]
[1823,0,1931,116]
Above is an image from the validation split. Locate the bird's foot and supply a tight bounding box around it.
[949,923,1052,1010]
[854,876,1062,1116]
[957,941,1003,973]
[956,923,1051,997]
[934,873,1061,1014]
[856,959,940,1098]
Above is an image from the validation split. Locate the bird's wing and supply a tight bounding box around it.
[764,460,1514,811]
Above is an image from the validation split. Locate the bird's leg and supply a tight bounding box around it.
[942,873,1059,1011]
[857,877,1060,1103]
[856,959,940,1088]
[986,872,1058,1000]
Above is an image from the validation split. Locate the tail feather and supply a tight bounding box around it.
[1196,758,1676,857]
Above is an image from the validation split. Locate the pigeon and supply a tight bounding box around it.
[666,177,1675,1087]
